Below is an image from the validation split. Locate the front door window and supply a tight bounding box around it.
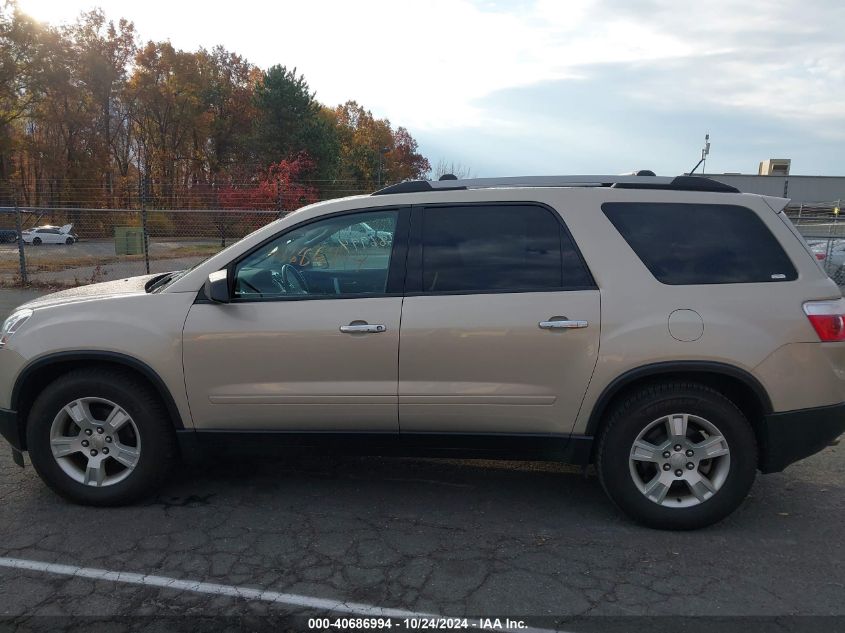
[234,210,398,299]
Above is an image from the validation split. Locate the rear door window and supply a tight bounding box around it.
[601,202,797,284]
[420,204,593,293]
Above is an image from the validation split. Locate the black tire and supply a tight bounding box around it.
[32,237,41,245]
[65,237,74,245]
[596,381,757,530]
[26,368,177,506]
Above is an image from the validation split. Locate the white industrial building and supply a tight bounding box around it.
[701,159,845,207]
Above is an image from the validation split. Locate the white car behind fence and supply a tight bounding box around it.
[21,224,77,245]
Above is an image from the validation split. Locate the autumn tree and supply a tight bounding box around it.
[214,154,318,244]
[391,126,431,182]
[127,41,207,206]
[0,2,431,211]
[22,23,96,207]
[218,154,318,211]
[197,45,258,179]
[66,10,136,206]
[330,101,430,192]
[0,1,46,203]
[0,2,42,128]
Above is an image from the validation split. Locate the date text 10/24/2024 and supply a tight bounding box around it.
[307,618,529,630]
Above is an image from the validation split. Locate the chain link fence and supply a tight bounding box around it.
[786,202,845,286]
[0,206,281,288]
[1,199,844,289]
[0,175,375,288]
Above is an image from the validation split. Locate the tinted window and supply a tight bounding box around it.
[602,202,797,284]
[421,205,592,293]
[234,210,397,299]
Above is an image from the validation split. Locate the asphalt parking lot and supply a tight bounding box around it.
[0,443,843,630]
[0,291,842,631]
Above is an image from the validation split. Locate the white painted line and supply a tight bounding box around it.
[0,556,564,633]
[0,555,423,617]
[0,556,572,633]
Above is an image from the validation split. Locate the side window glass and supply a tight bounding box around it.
[421,205,592,293]
[234,210,398,299]
[602,202,797,284]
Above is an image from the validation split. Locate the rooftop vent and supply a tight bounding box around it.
[759,159,790,176]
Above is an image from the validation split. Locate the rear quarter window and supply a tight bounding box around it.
[601,202,797,284]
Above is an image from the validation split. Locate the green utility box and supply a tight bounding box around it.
[114,226,144,255]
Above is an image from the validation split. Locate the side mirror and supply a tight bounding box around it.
[205,269,231,303]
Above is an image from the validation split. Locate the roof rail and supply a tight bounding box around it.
[371,174,739,196]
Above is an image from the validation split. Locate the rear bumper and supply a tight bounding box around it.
[760,402,845,473]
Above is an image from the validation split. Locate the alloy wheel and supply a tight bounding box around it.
[628,413,730,508]
[49,397,141,487]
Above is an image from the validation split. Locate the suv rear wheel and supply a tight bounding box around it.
[597,382,757,530]
[26,368,177,505]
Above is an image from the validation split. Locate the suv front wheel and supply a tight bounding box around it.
[26,368,177,505]
[597,382,757,530]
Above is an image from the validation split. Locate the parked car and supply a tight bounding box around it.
[1,173,844,530]
[0,229,18,243]
[21,224,77,245]
[329,221,393,248]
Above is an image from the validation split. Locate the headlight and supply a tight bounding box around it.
[0,309,33,348]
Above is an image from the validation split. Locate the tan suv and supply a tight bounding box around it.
[1,174,843,529]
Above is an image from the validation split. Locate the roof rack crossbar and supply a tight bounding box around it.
[372,174,738,196]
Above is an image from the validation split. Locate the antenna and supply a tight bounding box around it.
[689,133,711,175]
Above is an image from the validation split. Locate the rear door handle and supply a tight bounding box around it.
[539,319,588,330]
[339,323,387,334]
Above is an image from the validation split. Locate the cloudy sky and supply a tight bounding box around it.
[18,0,845,177]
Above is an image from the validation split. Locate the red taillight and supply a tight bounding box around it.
[816,253,826,260]
[804,299,845,341]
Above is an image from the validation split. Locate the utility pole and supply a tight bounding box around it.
[139,151,150,275]
[13,196,27,285]
[277,178,284,220]
[377,146,389,189]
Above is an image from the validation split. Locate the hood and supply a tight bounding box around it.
[19,274,160,311]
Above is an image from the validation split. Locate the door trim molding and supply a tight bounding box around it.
[176,429,594,464]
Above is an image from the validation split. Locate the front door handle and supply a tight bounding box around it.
[339,323,387,334]
[539,319,588,330]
